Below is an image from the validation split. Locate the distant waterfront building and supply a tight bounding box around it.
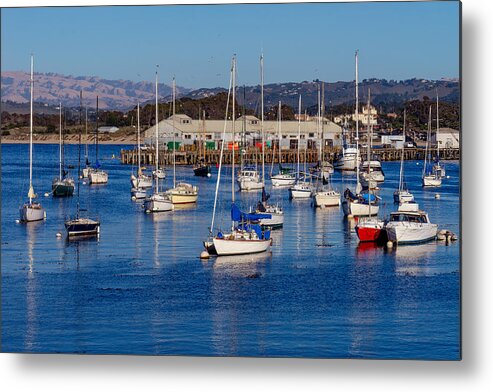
[334,105,378,126]
[98,126,119,133]
[432,128,460,149]
[143,114,343,150]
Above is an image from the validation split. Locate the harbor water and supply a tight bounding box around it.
[1,143,460,359]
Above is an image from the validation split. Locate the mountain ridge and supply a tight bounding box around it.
[1,70,459,112]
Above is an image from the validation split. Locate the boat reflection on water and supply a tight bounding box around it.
[355,241,383,256]
[25,221,43,351]
[210,251,273,276]
[391,242,440,276]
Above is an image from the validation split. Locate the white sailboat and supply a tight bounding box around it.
[204,56,272,256]
[131,102,151,199]
[422,106,442,187]
[313,83,340,207]
[432,93,446,178]
[342,53,379,217]
[271,101,296,187]
[19,55,46,223]
[166,77,199,204]
[289,95,314,199]
[143,66,174,213]
[51,102,75,197]
[255,54,284,229]
[82,107,91,178]
[394,109,414,203]
[88,96,109,185]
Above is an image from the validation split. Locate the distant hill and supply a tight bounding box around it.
[1,70,459,112]
[1,71,190,110]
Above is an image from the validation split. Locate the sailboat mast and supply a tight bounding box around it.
[317,84,321,163]
[85,107,88,164]
[137,102,141,173]
[232,55,236,203]
[355,50,361,191]
[399,109,406,192]
[155,66,159,191]
[210,57,234,235]
[96,96,99,166]
[297,95,301,176]
[172,76,176,188]
[423,106,431,178]
[367,89,371,216]
[203,110,206,161]
[278,100,282,167]
[59,102,62,180]
[321,82,325,163]
[260,53,265,186]
[29,54,34,203]
[436,91,440,160]
[77,113,81,219]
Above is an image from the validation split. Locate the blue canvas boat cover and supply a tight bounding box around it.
[231,203,271,222]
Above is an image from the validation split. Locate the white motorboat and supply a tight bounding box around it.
[386,209,438,245]
[314,190,340,207]
[204,55,271,257]
[237,169,264,191]
[334,144,360,171]
[19,55,46,223]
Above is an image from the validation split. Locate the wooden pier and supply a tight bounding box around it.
[120,147,460,166]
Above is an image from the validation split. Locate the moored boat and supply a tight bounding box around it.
[385,209,438,245]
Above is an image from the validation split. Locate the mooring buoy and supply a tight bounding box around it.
[200,251,210,259]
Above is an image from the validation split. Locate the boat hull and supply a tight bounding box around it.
[52,179,75,197]
[289,184,313,199]
[334,154,360,171]
[271,174,296,187]
[19,203,46,222]
[314,191,341,207]
[143,194,174,212]
[237,178,264,191]
[355,219,386,242]
[393,190,415,203]
[65,219,100,237]
[131,187,147,199]
[89,170,108,185]
[131,175,152,189]
[213,237,271,256]
[386,223,438,244]
[193,165,211,177]
[422,175,442,187]
[342,200,379,216]
[258,212,284,229]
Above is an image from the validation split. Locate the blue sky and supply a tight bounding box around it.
[1,1,460,88]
